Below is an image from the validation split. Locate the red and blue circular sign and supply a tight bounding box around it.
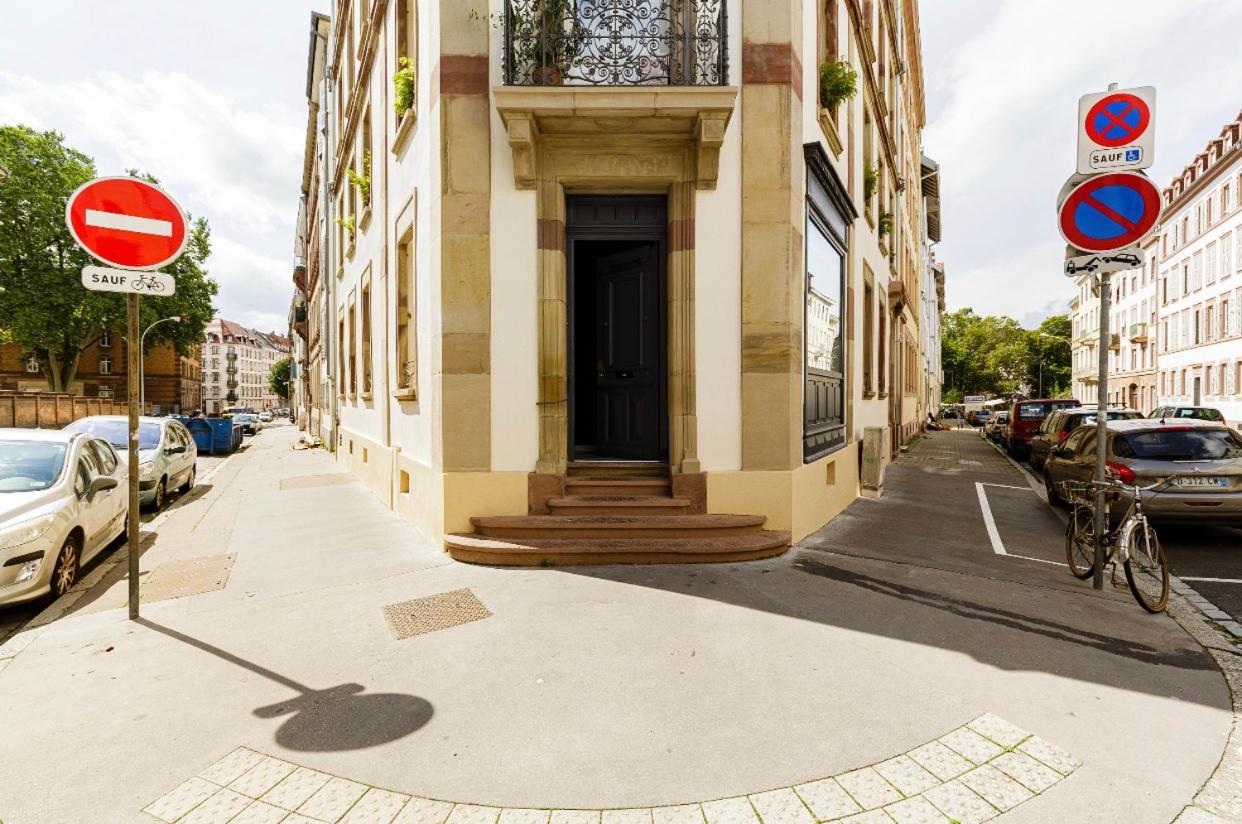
[1058,172,1161,253]
[1085,93,1150,148]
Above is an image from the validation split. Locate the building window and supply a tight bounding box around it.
[99,331,111,348]
[360,280,372,395]
[99,357,112,375]
[395,223,417,393]
[338,315,347,397]
[348,296,358,397]
[802,142,853,461]
[863,277,875,393]
[24,355,40,373]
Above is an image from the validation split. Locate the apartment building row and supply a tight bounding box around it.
[201,318,291,414]
[0,335,201,415]
[287,0,946,558]
[1071,109,1242,425]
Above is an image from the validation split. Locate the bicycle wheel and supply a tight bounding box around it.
[1065,505,1096,580]
[1124,522,1169,613]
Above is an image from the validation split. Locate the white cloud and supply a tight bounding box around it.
[923,0,1242,325]
[0,69,303,330]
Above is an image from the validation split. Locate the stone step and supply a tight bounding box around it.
[444,532,791,566]
[547,496,691,516]
[469,513,767,540]
[563,477,672,497]
[566,461,668,478]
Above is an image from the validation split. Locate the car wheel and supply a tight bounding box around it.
[180,466,196,494]
[1044,470,1065,507]
[151,478,167,511]
[50,535,80,598]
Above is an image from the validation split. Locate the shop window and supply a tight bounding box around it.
[803,142,855,461]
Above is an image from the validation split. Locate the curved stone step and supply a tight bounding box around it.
[547,495,691,516]
[469,513,767,539]
[444,531,791,566]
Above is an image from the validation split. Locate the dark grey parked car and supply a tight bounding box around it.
[1028,407,1141,471]
[1043,419,1242,523]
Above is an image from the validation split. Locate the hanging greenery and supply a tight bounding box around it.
[392,57,415,117]
[818,60,858,111]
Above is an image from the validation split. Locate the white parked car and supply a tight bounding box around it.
[0,428,128,607]
[64,416,197,511]
[258,411,273,423]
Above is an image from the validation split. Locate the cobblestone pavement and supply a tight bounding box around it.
[145,714,1080,824]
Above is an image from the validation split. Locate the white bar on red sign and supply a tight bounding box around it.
[84,208,174,237]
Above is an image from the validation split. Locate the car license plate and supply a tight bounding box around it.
[1173,476,1226,488]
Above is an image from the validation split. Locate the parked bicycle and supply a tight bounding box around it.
[130,272,165,293]
[1058,478,1169,613]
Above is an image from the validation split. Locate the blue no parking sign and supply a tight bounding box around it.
[1058,172,1161,253]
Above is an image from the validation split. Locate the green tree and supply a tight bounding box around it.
[268,356,291,403]
[941,308,1072,400]
[0,126,218,391]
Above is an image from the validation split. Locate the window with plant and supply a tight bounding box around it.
[348,151,371,207]
[393,56,415,118]
[818,59,857,111]
[864,165,878,206]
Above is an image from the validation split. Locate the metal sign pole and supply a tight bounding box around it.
[1092,272,1111,590]
[127,293,141,619]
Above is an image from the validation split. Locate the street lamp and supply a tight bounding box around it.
[139,315,181,413]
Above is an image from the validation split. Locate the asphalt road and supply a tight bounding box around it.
[983,424,1242,626]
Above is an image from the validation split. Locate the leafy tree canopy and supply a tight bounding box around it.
[0,126,218,391]
[268,356,292,402]
[941,308,1072,401]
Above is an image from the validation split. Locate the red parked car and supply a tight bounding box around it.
[1007,398,1081,458]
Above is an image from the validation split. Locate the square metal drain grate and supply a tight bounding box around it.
[383,588,492,640]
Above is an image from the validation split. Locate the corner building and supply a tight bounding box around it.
[298,0,941,560]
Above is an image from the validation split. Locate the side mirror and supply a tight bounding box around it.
[88,476,118,498]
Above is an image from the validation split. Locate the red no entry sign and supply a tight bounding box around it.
[1059,172,1162,253]
[65,176,188,271]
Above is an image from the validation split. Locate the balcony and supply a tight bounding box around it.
[501,0,727,88]
[1129,322,1149,344]
[226,379,239,390]
[226,365,238,375]
[1108,333,1121,352]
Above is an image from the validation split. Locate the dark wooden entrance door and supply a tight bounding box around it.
[566,195,668,464]
[594,244,662,460]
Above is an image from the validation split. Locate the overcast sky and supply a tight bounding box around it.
[2,1,1240,331]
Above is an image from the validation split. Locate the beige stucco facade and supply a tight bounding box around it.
[292,0,939,547]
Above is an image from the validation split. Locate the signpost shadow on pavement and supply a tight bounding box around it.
[137,619,434,752]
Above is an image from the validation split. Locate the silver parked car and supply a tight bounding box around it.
[1043,419,1242,523]
[63,416,197,511]
[0,428,128,607]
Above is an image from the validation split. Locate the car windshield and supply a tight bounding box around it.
[1173,408,1225,422]
[0,440,68,492]
[1114,428,1242,461]
[65,419,161,449]
[234,414,254,422]
[1071,411,1141,427]
[1017,403,1046,420]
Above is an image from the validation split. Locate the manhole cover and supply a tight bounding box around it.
[279,473,355,490]
[142,554,235,603]
[383,588,491,640]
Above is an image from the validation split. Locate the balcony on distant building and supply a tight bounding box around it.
[1129,322,1149,344]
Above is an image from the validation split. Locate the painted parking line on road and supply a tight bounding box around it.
[975,481,1069,568]
[1178,576,1242,585]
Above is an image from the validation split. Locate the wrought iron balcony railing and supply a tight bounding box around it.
[502,0,727,87]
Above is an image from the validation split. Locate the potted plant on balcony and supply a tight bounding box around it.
[515,0,586,86]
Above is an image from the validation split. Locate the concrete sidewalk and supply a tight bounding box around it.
[0,426,1235,823]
